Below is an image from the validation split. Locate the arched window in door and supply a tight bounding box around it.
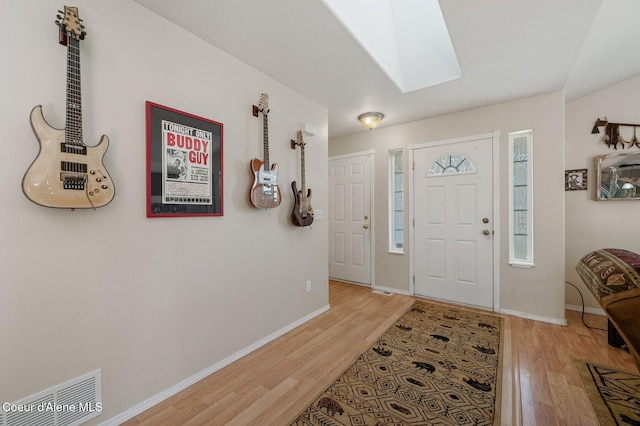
[426,153,476,177]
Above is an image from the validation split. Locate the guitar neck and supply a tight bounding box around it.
[262,113,270,169]
[300,144,306,194]
[65,37,84,148]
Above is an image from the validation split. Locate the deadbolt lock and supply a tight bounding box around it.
[482,217,489,223]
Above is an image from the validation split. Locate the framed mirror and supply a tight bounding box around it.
[596,152,640,200]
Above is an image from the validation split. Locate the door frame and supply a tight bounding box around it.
[408,131,501,311]
[328,149,376,288]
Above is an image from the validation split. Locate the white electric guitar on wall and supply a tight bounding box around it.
[249,93,281,209]
[22,6,115,209]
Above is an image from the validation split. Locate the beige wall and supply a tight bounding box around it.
[0,0,328,423]
[330,91,566,323]
[565,75,640,310]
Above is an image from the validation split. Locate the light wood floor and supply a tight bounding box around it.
[124,281,636,425]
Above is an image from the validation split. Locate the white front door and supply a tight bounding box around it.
[328,153,373,285]
[412,135,495,308]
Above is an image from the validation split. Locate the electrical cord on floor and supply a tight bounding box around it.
[565,281,608,332]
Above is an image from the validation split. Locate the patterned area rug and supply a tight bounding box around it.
[573,358,640,425]
[291,301,503,425]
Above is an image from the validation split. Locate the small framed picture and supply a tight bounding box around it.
[565,169,587,191]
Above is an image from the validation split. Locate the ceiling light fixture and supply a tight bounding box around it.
[358,112,384,130]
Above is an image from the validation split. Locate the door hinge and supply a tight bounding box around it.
[413,275,415,284]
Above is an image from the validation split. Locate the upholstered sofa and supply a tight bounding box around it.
[576,248,640,369]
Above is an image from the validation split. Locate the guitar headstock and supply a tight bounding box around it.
[56,6,86,42]
[258,93,270,114]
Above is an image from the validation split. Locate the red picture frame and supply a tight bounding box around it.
[146,101,223,217]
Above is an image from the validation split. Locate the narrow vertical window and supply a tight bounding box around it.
[389,150,403,253]
[509,130,534,266]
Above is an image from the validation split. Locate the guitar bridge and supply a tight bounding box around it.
[60,172,87,190]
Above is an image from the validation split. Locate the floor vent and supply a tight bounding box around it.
[2,369,102,426]
[372,289,393,296]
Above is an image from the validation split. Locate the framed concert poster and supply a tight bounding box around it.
[146,101,223,217]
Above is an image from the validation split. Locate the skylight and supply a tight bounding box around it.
[321,0,461,93]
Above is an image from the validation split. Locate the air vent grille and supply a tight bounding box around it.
[1,370,101,426]
[5,395,54,426]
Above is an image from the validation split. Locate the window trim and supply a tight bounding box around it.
[508,130,534,267]
[388,149,404,254]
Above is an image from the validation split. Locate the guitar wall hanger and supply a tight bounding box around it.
[591,117,640,150]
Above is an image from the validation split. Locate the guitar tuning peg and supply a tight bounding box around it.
[58,9,64,13]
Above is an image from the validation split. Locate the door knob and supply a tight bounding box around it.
[483,229,491,235]
[363,224,369,229]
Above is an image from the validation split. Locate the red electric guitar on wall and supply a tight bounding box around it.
[291,130,313,227]
[249,93,281,209]
[22,6,115,209]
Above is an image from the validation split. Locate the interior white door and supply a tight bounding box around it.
[413,137,494,308]
[328,154,372,285]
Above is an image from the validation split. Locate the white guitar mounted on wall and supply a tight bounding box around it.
[22,6,115,209]
[249,93,281,209]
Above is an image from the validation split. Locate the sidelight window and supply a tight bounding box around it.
[389,150,403,253]
[509,130,534,266]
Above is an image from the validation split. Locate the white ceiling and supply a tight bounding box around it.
[134,0,640,138]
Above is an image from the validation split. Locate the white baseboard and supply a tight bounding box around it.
[499,308,568,326]
[99,304,331,426]
[565,304,605,316]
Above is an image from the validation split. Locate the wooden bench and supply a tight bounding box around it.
[576,248,640,369]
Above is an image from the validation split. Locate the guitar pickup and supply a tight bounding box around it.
[61,161,88,173]
[258,173,277,185]
[61,142,87,155]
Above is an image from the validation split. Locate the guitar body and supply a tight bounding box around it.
[22,105,115,209]
[291,181,314,227]
[249,158,281,209]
